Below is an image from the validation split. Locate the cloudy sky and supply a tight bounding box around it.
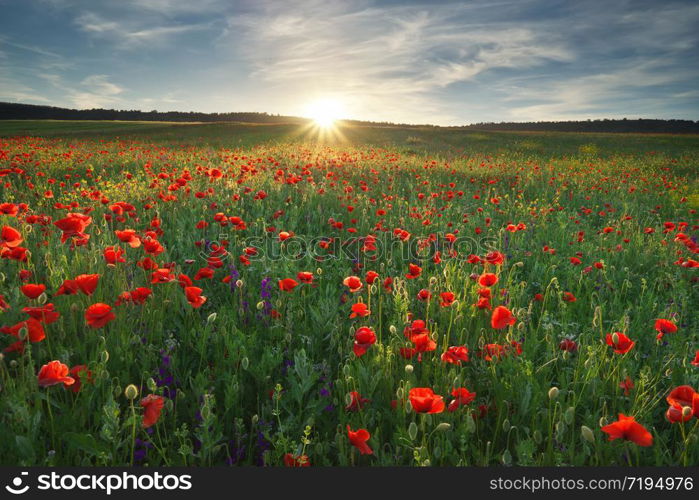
[1,0,698,125]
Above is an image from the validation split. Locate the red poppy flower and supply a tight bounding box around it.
[55,278,80,296]
[22,303,60,324]
[343,276,363,292]
[184,286,207,308]
[619,376,634,396]
[441,346,469,365]
[478,273,498,287]
[54,213,91,243]
[654,319,677,340]
[405,263,422,279]
[140,394,165,428]
[448,387,476,412]
[562,292,576,303]
[194,267,214,280]
[417,289,431,301]
[439,292,455,307]
[600,414,653,447]
[345,391,370,412]
[365,271,379,284]
[346,425,373,455]
[1,318,45,342]
[115,229,141,248]
[350,302,370,318]
[491,306,516,330]
[38,360,75,388]
[483,251,504,265]
[104,246,126,265]
[353,326,376,357]
[278,278,298,292]
[409,387,445,414]
[283,453,311,467]
[1,225,23,248]
[20,284,46,299]
[75,274,99,295]
[605,332,635,354]
[559,338,578,352]
[692,350,699,367]
[151,268,175,284]
[297,271,314,284]
[85,303,116,328]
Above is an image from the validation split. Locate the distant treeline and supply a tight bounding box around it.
[1,101,697,133]
[462,119,699,134]
[0,102,308,124]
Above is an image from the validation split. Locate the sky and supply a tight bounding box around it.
[0,0,698,126]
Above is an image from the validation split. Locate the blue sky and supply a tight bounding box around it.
[0,0,698,125]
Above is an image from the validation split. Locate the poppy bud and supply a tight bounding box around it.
[124,384,138,400]
[598,416,608,427]
[207,313,217,323]
[316,267,323,275]
[502,419,510,432]
[10,359,18,369]
[611,332,619,344]
[252,414,259,425]
[100,350,110,363]
[435,423,451,432]
[408,422,418,440]
[501,450,512,465]
[147,378,157,392]
[241,357,249,370]
[548,387,559,400]
[564,406,575,424]
[581,425,595,443]
[389,325,397,335]
[405,364,414,374]
[38,292,47,305]
[235,279,243,288]
[0,272,4,282]
[465,413,475,433]
[256,301,265,310]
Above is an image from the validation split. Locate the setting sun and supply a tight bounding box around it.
[304,98,346,128]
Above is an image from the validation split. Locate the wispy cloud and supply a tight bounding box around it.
[223,0,574,123]
[75,11,212,48]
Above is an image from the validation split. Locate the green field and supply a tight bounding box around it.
[0,120,697,467]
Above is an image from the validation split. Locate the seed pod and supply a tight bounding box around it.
[435,423,451,432]
[581,425,595,443]
[408,421,418,440]
[405,364,414,374]
[124,384,139,400]
[611,332,619,344]
[548,386,559,400]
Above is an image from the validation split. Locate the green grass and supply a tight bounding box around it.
[0,120,697,467]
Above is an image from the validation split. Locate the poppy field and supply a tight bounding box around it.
[0,121,698,467]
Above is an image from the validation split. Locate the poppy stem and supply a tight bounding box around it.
[45,391,56,452]
[129,399,136,466]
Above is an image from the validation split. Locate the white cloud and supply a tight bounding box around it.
[222,0,574,124]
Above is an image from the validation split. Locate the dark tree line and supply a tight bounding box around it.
[461,118,699,134]
[1,101,697,133]
[0,102,307,124]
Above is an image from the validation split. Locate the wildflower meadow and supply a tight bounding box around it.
[0,122,697,467]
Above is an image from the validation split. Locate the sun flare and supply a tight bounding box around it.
[304,98,345,128]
